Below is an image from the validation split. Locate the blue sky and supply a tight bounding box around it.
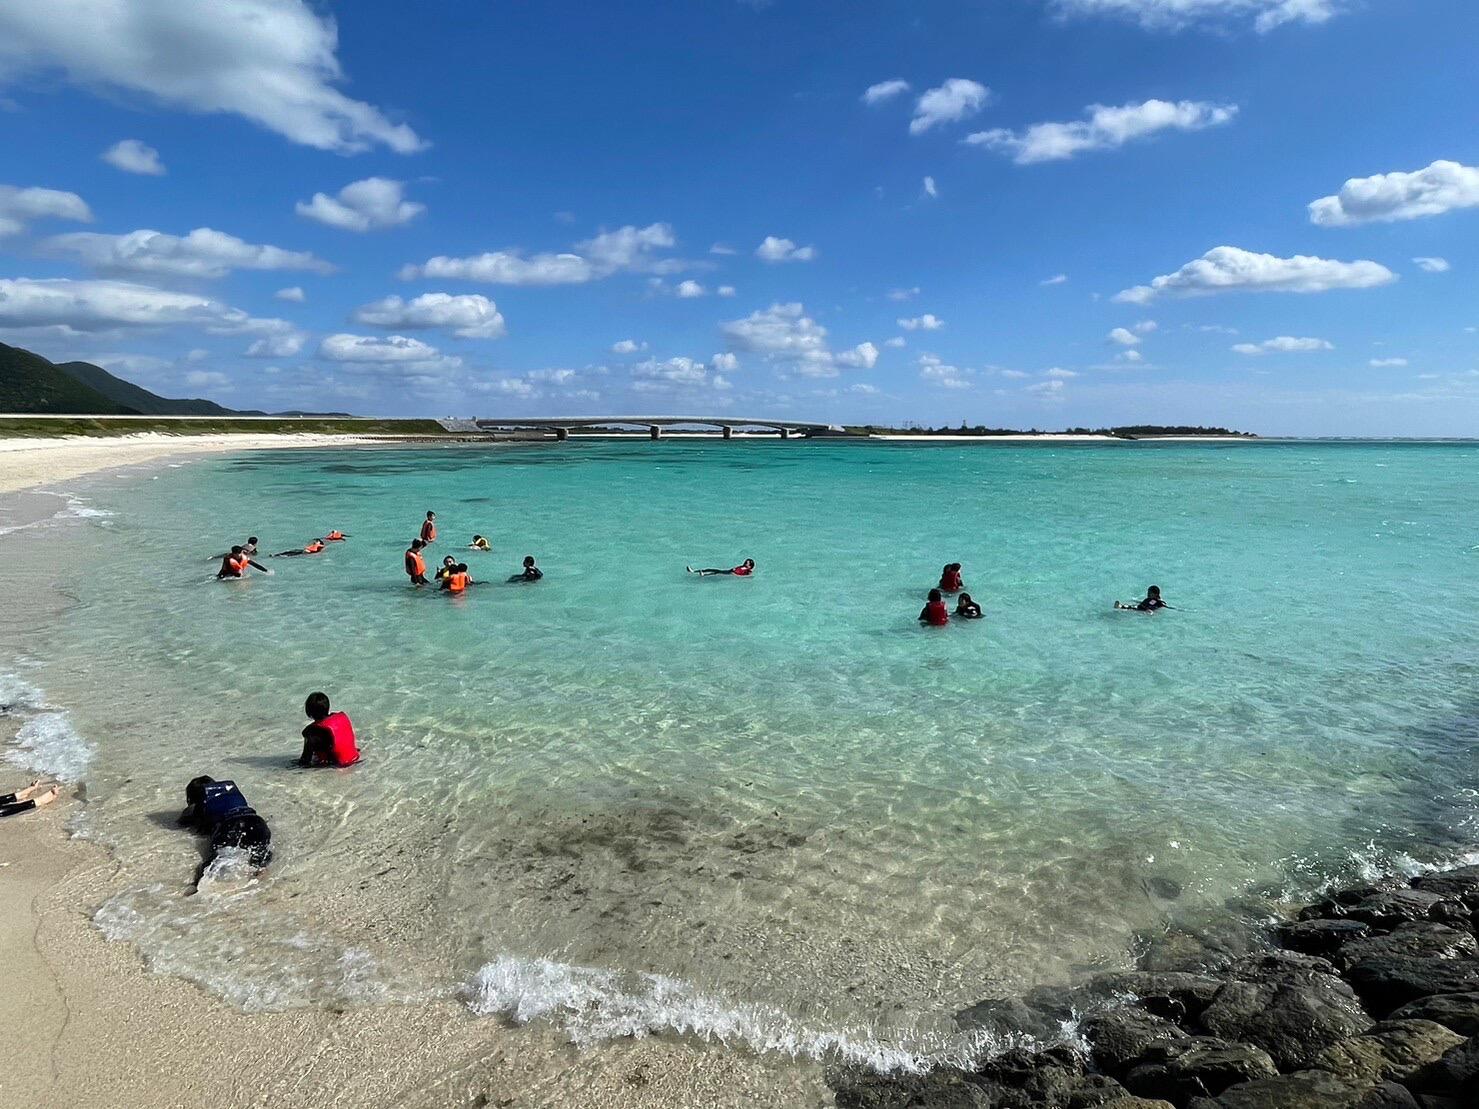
[1,0,1476,434]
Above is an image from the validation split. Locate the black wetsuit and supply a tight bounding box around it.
[1136,597,1167,612]
[180,783,273,870]
[1,791,39,818]
[509,567,543,582]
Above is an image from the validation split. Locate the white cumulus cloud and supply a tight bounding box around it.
[966,99,1237,164]
[1108,327,1141,346]
[1231,336,1334,355]
[898,314,945,331]
[910,78,991,136]
[0,0,423,153]
[245,332,305,358]
[1115,246,1395,303]
[1413,257,1450,273]
[275,286,306,302]
[755,236,817,263]
[1309,161,1479,227]
[101,139,165,175]
[676,279,706,298]
[401,223,681,285]
[297,177,424,232]
[918,353,972,389]
[1040,273,1068,286]
[0,276,284,337]
[611,339,646,354]
[922,176,938,199]
[862,79,911,106]
[1369,357,1408,367]
[0,184,92,237]
[721,302,872,378]
[45,227,333,279]
[352,293,506,339]
[318,333,459,370]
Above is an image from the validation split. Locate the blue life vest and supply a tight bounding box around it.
[201,780,251,822]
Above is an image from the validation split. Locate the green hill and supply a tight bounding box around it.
[54,356,240,416]
[0,342,135,415]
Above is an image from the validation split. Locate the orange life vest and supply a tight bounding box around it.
[314,712,360,767]
[326,531,345,541]
[407,550,426,577]
[228,555,248,575]
[305,541,325,554]
[421,520,436,542]
[924,600,949,627]
[447,571,468,593]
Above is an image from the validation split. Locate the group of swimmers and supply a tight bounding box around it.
[920,562,1168,626]
[213,531,350,578]
[402,511,545,593]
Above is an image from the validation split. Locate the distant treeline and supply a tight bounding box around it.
[852,424,1256,439]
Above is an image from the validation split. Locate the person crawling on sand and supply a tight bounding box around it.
[216,545,270,579]
[440,563,474,593]
[273,539,326,557]
[299,692,361,767]
[1,779,60,819]
[509,555,543,583]
[1115,585,1170,612]
[687,558,754,577]
[178,776,272,878]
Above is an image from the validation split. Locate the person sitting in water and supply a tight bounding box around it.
[404,538,429,585]
[469,534,491,551]
[178,775,272,878]
[325,530,348,542]
[1115,585,1170,612]
[441,563,474,593]
[273,539,326,557]
[434,555,457,583]
[299,692,361,767]
[687,558,754,577]
[1,779,60,819]
[217,545,270,579]
[955,593,983,619]
[939,563,964,593]
[919,588,950,627]
[420,511,437,545]
[509,555,543,583]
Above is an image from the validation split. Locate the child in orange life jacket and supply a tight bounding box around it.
[919,588,950,627]
[217,544,269,579]
[440,563,473,593]
[405,538,429,585]
[273,539,326,557]
[939,563,964,593]
[299,692,361,768]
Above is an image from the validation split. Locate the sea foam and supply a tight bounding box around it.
[7,710,93,782]
[467,955,1051,1073]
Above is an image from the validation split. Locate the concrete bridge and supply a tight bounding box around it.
[442,416,848,440]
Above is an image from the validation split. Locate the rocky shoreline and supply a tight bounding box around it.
[829,863,1479,1108]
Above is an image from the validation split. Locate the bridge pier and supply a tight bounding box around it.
[649,425,661,440]
[554,427,569,441]
[721,425,733,440]
[778,427,791,439]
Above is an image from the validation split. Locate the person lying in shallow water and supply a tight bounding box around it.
[687,558,754,577]
[1115,585,1170,612]
[178,775,272,880]
[273,539,326,557]
[1,779,60,819]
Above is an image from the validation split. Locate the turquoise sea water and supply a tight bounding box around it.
[4,439,1478,1065]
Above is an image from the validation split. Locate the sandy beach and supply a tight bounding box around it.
[0,435,829,1108]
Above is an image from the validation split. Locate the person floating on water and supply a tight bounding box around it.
[920,588,950,626]
[325,530,348,542]
[469,534,491,551]
[509,555,543,583]
[2,779,60,819]
[955,593,983,619]
[420,511,437,545]
[299,692,361,767]
[434,555,457,583]
[687,558,754,577]
[441,563,474,593]
[405,538,429,585]
[177,776,272,881]
[273,539,326,557]
[217,545,270,579]
[939,563,964,593]
[1115,585,1170,612]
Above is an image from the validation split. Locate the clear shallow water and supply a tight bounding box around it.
[4,439,1479,1066]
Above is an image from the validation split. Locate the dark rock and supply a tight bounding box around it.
[1198,970,1373,1071]
[1301,882,1410,921]
[1277,919,1372,958]
[830,1067,992,1109]
[1334,923,1479,972]
[1122,1037,1279,1103]
[1098,1099,1176,1109]
[1089,971,1225,1023]
[1065,1074,1131,1107]
[1410,1036,1478,1095]
[1225,950,1342,985]
[1410,865,1479,904]
[971,1044,1088,1108]
[1346,957,1479,1016]
[1342,890,1469,930]
[1388,992,1479,1036]
[954,996,1063,1040]
[1081,1009,1190,1077]
[1199,1070,1419,1108]
[1313,1019,1466,1086]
